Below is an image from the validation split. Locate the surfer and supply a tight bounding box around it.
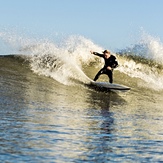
[90,50,118,83]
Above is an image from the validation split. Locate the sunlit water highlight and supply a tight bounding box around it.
[0,32,163,162]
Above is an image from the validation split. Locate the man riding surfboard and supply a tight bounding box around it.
[90,50,118,83]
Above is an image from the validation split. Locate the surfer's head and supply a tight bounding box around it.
[103,50,110,58]
[103,50,110,54]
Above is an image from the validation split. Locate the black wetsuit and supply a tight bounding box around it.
[93,52,118,83]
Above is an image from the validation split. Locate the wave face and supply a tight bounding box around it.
[1,31,163,90]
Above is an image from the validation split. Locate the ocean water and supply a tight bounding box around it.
[0,32,163,162]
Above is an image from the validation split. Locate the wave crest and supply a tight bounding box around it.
[22,35,103,85]
[117,33,163,90]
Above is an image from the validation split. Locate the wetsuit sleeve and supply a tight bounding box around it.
[93,52,104,58]
[111,55,118,68]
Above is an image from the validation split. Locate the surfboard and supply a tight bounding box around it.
[90,81,130,91]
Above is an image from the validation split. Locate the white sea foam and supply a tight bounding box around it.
[140,32,163,64]
[19,35,103,85]
[118,33,163,90]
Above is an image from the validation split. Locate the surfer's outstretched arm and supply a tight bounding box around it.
[90,51,103,57]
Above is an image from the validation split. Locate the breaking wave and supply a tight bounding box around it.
[0,31,163,90]
[117,33,163,90]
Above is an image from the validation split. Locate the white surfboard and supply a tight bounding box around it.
[91,81,130,91]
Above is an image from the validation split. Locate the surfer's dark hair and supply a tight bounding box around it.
[103,50,110,54]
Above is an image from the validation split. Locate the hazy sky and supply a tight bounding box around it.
[0,0,163,50]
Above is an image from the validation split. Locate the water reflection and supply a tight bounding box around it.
[0,73,127,162]
[1,70,162,163]
[80,108,115,162]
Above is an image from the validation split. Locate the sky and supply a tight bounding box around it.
[0,0,163,50]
